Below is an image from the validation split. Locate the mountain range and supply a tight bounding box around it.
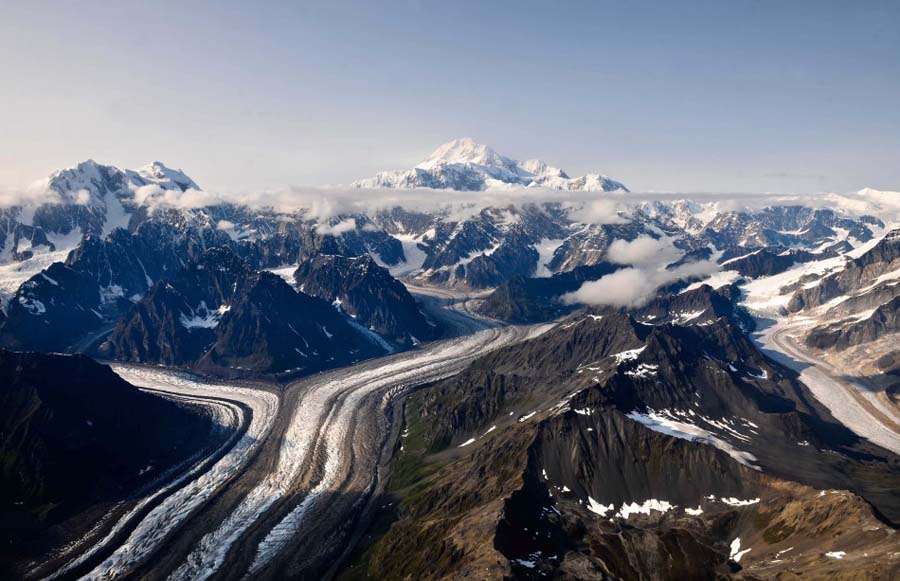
[2,141,900,579]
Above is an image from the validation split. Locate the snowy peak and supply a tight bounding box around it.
[517,158,569,180]
[42,160,201,208]
[45,160,125,205]
[353,138,628,192]
[133,162,199,192]
[416,138,515,171]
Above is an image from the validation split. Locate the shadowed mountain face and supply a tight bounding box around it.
[99,247,387,375]
[0,351,215,568]
[293,254,439,348]
[346,291,900,579]
[0,262,103,351]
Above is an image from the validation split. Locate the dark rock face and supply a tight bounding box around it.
[0,263,102,352]
[806,294,900,351]
[237,232,306,269]
[702,206,881,249]
[421,215,501,273]
[236,216,405,270]
[414,205,569,288]
[0,217,57,261]
[293,254,438,347]
[789,229,900,312]
[720,247,836,278]
[67,220,234,300]
[0,220,236,352]
[101,282,213,366]
[548,222,654,273]
[460,236,540,289]
[306,216,405,266]
[633,284,753,329]
[0,351,213,562]
[198,270,384,374]
[374,207,436,236]
[101,247,386,375]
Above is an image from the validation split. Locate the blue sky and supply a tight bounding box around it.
[1,0,898,193]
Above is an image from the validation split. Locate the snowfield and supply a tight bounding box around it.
[625,409,759,468]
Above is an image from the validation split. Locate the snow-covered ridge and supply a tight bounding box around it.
[38,159,200,208]
[352,138,628,192]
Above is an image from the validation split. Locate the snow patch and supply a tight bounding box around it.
[587,497,614,516]
[730,538,751,562]
[612,346,646,364]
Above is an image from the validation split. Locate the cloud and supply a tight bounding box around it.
[315,217,357,236]
[222,186,899,227]
[607,236,681,266]
[131,184,223,211]
[566,199,629,225]
[72,189,92,205]
[561,247,720,308]
[0,179,63,208]
[216,219,235,231]
[562,268,659,308]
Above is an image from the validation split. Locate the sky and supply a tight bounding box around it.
[1,0,899,195]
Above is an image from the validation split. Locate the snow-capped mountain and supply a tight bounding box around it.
[26,159,202,236]
[42,159,198,207]
[352,138,629,192]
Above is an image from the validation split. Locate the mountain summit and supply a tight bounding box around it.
[353,138,628,192]
[43,159,199,207]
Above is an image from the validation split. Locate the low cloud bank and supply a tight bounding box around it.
[3,166,899,230]
[205,186,900,224]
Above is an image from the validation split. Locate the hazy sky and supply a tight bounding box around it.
[2,0,899,194]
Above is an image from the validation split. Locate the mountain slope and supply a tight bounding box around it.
[100,247,387,375]
[0,262,103,351]
[0,351,215,571]
[344,298,900,579]
[293,254,438,347]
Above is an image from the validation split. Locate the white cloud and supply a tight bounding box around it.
[561,250,720,308]
[607,236,681,266]
[72,189,92,205]
[131,184,223,211]
[0,179,63,208]
[567,199,629,225]
[315,217,357,236]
